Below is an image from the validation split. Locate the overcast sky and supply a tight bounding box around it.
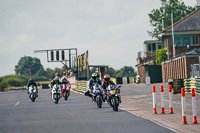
[0,0,196,76]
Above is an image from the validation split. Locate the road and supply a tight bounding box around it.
[0,89,175,133]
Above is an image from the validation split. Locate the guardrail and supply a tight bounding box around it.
[184,77,200,94]
[72,80,88,93]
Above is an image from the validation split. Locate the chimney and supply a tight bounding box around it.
[197,0,200,10]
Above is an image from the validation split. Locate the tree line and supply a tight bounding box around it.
[0,56,136,91]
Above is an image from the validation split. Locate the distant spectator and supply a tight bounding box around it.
[95,71,100,79]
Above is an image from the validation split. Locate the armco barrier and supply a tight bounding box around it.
[40,84,49,89]
[184,77,200,94]
[129,77,135,84]
[110,78,117,84]
[72,80,88,93]
[116,77,123,84]
[122,77,127,84]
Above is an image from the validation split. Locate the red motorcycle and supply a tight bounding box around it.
[62,83,70,100]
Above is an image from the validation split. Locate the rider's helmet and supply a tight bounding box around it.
[92,73,97,80]
[30,78,34,82]
[62,76,67,81]
[55,73,61,78]
[104,74,110,82]
[54,76,59,83]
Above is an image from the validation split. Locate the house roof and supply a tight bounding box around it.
[162,9,200,33]
[144,40,161,44]
[175,48,200,58]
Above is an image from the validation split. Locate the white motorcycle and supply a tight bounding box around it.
[52,84,62,104]
[29,85,37,102]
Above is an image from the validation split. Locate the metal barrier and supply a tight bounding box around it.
[72,80,88,93]
[184,77,200,94]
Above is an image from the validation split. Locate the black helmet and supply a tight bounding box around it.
[30,78,34,82]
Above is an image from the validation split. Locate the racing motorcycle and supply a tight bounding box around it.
[106,84,121,111]
[62,83,70,101]
[92,83,103,108]
[28,85,37,102]
[52,84,62,104]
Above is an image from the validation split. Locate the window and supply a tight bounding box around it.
[174,35,199,47]
[157,43,162,49]
[174,36,181,46]
[182,35,190,46]
[148,44,151,51]
[152,43,156,51]
[191,35,199,46]
[164,38,167,48]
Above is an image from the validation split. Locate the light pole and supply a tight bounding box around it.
[171,12,175,57]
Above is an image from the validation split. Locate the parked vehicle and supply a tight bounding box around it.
[29,85,37,102]
[106,85,121,111]
[92,83,103,108]
[52,84,62,104]
[62,83,70,101]
[135,75,140,84]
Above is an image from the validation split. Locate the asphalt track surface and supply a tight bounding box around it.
[0,89,175,133]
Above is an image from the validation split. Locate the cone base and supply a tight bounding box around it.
[191,122,198,125]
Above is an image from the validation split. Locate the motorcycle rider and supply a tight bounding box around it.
[102,74,115,91]
[61,76,71,96]
[50,76,62,95]
[27,78,38,97]
[102,74,115,102]
[136,74,140,84]
[84,73,102,100]
[95,71,100,79]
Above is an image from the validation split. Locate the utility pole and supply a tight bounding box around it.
[171,13,175,57]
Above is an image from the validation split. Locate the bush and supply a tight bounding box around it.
[0,81,8,91]
[0,75,28,91]
[156,49,167,65]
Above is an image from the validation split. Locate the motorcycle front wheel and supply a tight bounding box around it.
[96,95,102,108]
[31,93,36,102]
[54,94,59,104]
[64,92,68,101]
[112,97,119,111]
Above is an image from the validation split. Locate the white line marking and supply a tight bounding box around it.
[14,101,20,107]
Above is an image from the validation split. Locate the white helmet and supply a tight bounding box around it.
[62,76,67,81]
[54,76,59,81]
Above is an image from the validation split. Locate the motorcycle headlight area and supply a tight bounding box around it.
[109,90,116,94]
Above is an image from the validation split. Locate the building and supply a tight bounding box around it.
[160,8,200,82]
[136,40,162,83]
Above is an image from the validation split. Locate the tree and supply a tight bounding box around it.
[15,56,44,76]
[107,67,116,77]
[148,0,195,39]
[116,66,136,77]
